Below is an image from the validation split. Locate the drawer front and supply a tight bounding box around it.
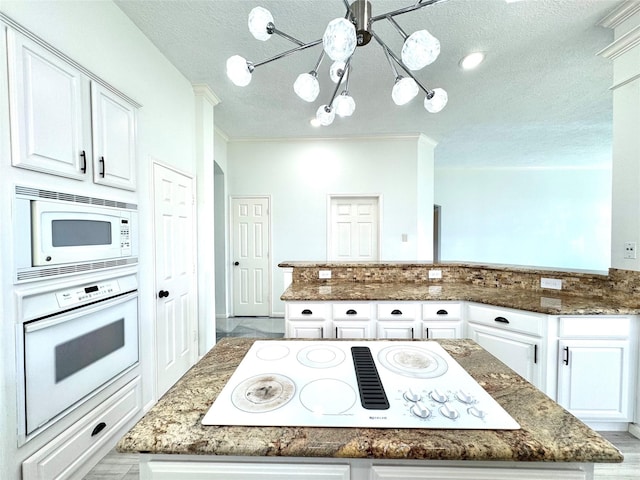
[422,302,462,320]
[559,316,631,338]
[332,303,371,320]
[377,303,418,320]
[467,303,544,336]
[286,302,330,320]
[23,377,141,480]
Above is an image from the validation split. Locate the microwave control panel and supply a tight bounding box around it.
[56,280,122,308]
[120,219,131,253]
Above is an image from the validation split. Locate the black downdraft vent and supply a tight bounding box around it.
[351,346,390,410]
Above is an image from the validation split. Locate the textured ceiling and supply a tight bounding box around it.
[115,0,619,168]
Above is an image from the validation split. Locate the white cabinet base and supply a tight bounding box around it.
[140,455,595,480]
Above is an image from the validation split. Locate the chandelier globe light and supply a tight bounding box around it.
[227,0,449,127]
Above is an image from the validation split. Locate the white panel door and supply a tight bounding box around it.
[329,196,379,261]
[7,29,89,178]
[231,197,270,316]
[154,163,197,397]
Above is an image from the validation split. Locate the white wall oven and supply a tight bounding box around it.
[16,273,139,444]
[13,185,138,283]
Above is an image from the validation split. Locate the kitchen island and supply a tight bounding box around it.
[117,337,622,480]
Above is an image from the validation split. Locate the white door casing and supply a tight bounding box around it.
[328,196,380,261]
[231,196,270,317]
[153,163,198,397]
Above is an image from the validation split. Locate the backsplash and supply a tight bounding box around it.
[280,262,640,298]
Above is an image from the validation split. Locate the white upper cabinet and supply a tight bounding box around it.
[6,28,137,191]
[7,29,89,179]
[91,83,136,190]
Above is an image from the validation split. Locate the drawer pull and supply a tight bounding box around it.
[436,309,448,315]
[91,422,107,437]
[391,309,403,315]
[563,346,570,366]
[346,309,358,315]
[494,316,509,324]
[301,309,313,315]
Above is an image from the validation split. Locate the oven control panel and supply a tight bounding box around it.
[56,280,122,308]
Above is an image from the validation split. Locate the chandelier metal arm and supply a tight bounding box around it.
[385,14,409,40]
[342,0,354,20]
[253,39,323,69]
[324,57,352,111]
[268,23,307,47]
[370,30,433,96]
[369,0,448,24]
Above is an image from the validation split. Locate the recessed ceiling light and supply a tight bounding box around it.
[459,52,485,70]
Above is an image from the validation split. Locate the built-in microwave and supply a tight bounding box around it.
[13,185,138,282]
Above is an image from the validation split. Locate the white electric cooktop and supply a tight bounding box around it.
[202,340,520,430]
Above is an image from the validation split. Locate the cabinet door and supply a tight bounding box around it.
[557,339,631,421]
[7,30,89,178]
[423,321,462,339]
[143,462,350,480]
[287,321,326,339]
[334,322,371,339]
[467,323,541,387]
[377,322,418,339]
[91,83,137,190]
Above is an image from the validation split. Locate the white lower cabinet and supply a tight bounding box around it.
[140,458,591,480]
[333,303,372,338]
[466,304,545,389]
[422,302,463,339]
[376,302,420,339]
[286,302,331,338]
[22,377,141,480]
[142,461,350,480]
[555,316,636,425]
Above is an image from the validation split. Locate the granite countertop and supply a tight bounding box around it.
[117,337,622,463]
[280,282,640,315]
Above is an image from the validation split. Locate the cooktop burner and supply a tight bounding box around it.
[202,341,520,430]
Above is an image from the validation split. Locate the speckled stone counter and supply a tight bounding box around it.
[280,281,640,315]
[117,337,622,463]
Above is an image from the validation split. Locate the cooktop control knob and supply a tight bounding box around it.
[410,401,431,419]
[455,389,474,404]
[403,388,421,402]
[439,402,459,420]
[468,406,486,419]
[429,388,448,403]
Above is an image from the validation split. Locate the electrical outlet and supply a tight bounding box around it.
[428,269,442,279]
[624,242,637,259]
[318,270,332,279]
[541,277,562,290]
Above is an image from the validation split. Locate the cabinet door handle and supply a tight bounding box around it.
[425,327,429,339]
[80,150,87,173]
[534,344,538,364]
[563,346,569,366]
[99,156,106,177]
[346,309,357,315]
[91,422,107,437]
[301,309,312,315]
[436,309,448,315]
[391,309,403,315]
[494,316,509,324]
[411,327,414,339]
[335,327,338,338]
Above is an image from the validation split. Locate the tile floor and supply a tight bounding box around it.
[84,319,640,479]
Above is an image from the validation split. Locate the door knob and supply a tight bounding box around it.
[158,290,170,298]
[234,261,239,266]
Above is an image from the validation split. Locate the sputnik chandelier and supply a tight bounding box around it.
[226,0,449,127]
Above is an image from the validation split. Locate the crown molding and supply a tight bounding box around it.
[597,23,640,59]
[598,0,640,29]
[193,84,221,106]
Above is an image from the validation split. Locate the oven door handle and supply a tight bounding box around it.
[23,290,138,333]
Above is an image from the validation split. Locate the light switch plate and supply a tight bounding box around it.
[319,270,332,279]
[428,269,442,279]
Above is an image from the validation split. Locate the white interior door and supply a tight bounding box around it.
[231,196,270,317]
[154,163,197,397]
[329,196,379,261]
